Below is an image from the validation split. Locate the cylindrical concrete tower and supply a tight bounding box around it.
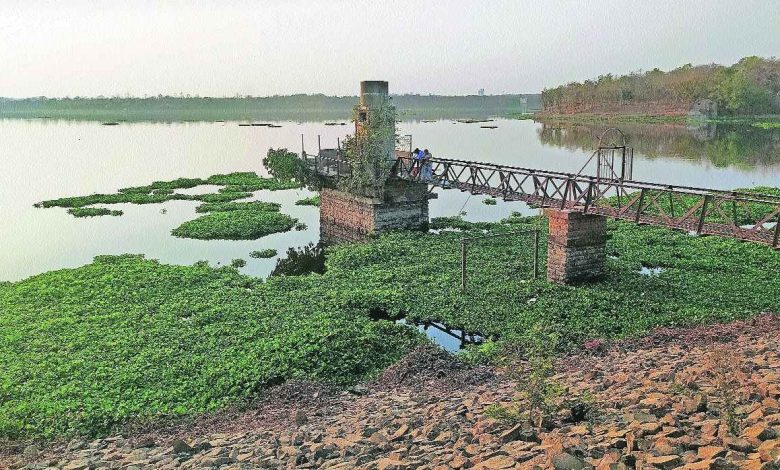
[354,80,396,162]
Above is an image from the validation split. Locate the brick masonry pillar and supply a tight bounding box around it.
[545,209,607,284]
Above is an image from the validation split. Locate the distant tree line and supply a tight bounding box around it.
[541,56,780,115]
[0,93,541,121]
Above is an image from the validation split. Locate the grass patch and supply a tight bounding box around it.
[295,195,321,206]
[67,207,123,218]
[250,249,278,259]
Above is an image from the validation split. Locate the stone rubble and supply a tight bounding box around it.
[4,314,780,470]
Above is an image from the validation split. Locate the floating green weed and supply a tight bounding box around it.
[295,195,321,206]
[67,207,123,217]
[250,249,278,259]
[196,201,281,213]
[0,254,421,439]
[172,211,296,240]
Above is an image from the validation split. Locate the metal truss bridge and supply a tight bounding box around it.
[392,155,780,248]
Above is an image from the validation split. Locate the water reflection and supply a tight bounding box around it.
[536,119,780,169]
[270,243,326,276]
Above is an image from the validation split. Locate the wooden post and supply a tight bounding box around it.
[461,240,467,291]
[698,195,712,234]
[533,230,539,280]
[635,188,646,223]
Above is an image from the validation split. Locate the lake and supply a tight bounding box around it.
[2,117,779,284]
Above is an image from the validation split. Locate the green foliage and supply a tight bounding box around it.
[118,178,206,194]
[338,104,397,197]
[262,148,303,182]
[542,56,780,115]
[204,172,299,191]
[195,201,280,213]
[67,207,123,218]
[459,340,503,366]
[483,198,497,205]
[295,195,321,206]
[249,249,278,259]
[324,210,780,351]
[0,254,422,439]
[37,173,294,218]
[230,258,246,268]
[0,95,539,121]
[172,211,296,240]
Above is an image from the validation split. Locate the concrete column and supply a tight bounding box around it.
[545,209,607,284]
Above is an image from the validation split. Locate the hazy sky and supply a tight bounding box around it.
[2,0,779,98]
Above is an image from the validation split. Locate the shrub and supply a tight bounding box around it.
[262,148,304,181]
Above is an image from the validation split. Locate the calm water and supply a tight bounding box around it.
[2,118,779,283]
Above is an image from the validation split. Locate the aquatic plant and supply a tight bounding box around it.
[196,201,281,213]
[0,254,421,439]
[295,195,321,206]
[205,172,299,191]
[172,210,296,240]
[249,249,278,259]
[67,207,123,217]
[230,258,247,268]
[483,198,497,205]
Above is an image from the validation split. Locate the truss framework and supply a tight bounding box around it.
[393,156,780,248]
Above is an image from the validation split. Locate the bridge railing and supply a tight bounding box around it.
[394,155,780,248]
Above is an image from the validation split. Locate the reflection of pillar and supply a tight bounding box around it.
[545,209,607,284]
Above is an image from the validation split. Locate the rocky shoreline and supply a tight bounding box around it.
[4,314,780,470]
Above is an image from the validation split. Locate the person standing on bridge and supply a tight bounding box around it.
[411,148,424,178]
[421,149,433,181]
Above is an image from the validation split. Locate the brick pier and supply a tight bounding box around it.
[545,209,607,284]
[320,180,430,244]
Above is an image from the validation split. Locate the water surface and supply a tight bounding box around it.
[2,118,778,282]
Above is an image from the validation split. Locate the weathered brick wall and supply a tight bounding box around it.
[545,209,607,284]
[320,185,429,244]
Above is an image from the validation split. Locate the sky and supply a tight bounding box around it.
[2,0,779,98]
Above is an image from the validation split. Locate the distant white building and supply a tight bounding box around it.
[478,88,485,96]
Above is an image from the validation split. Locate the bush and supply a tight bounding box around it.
[262,148,303,182]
